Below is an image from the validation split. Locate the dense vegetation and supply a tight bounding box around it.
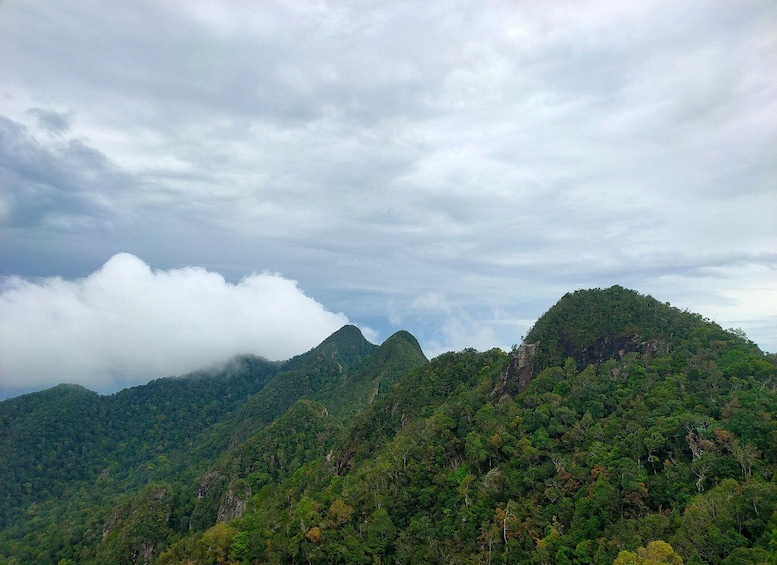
[2,287,775,564]
[0,355,279,526]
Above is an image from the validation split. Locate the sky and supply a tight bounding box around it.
[1,0,775,398]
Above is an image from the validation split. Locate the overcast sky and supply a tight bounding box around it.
[1,0,775,397]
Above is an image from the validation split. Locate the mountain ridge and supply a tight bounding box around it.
[2,287,776,565]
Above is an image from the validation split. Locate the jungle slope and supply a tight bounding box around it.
[157,287,777,565]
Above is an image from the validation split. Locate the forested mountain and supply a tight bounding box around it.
[2,287,776,565]
[0,355,280,527]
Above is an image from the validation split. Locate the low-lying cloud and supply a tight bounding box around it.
[0,253,351,395]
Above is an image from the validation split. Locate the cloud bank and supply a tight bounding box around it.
[0,253,350,394]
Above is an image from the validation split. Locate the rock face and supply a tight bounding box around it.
[579,334,659,368]
[99,486,173,564]
[490,335,662,403]
[198,471,222,499]
[492,342,539,402]
[217,484,250,523]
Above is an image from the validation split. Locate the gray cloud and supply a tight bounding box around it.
[0,0,775,393]
[26,108,73,135]
[0,116,126,231]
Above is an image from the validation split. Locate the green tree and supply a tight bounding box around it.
[614,540,683,564]
[366,507,396,558]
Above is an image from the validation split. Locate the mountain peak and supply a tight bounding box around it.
[311,329,428,418]
[321,324,367,344]
[310,324,377,369]
[524,285,749,371]
[382,330,424,356]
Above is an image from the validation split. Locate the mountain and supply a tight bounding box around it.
[0,355,279,527]
[0,325,422,563]
[166,328,428,535]
[313,329,428,418]
[2,288,776,565]
[223,324,380,445]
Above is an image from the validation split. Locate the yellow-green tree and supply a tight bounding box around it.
[614,540,683,565]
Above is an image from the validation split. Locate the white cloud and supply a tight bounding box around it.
[0,253,350,393]
[422,312,516,360]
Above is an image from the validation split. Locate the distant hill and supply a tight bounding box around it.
[2,288,776,565]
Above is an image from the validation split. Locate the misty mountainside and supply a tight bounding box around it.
[1,287,776,565]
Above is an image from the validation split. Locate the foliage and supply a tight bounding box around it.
[2,289,776,565]
[614,540,683,564]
